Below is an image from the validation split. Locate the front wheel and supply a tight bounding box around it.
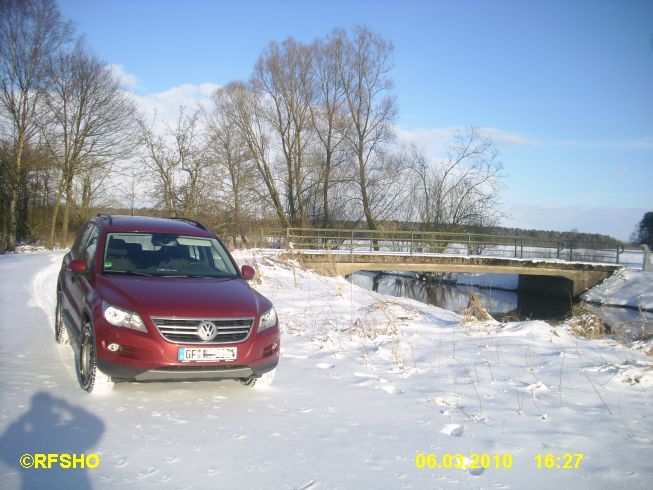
[54,289,69,345]
[240,367,277,389]
[78,321,113,394]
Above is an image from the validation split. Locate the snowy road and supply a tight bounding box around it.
[0,251,652,489]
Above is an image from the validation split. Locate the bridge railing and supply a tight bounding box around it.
[281,227,629,264]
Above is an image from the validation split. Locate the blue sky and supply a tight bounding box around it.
[58,0,653,240]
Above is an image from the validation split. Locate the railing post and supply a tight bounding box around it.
[520,238,524,259]
[285,227,290,249]
[467,233,471,255]
[569,242,573,261]
[616,244,624,264]
[642,245,651,271]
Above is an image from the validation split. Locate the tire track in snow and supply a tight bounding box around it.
[29,253,64,331]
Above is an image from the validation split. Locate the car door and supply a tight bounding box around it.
[63,224,99,334]
[61,224,92,324]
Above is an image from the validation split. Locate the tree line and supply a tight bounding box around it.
[1,0,504,252]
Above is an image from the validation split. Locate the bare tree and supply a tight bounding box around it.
[338,26,397,231]
[410,127,504,231]
[138,107,207,217]
[253,38,315,226]
[205,89,258,244]
[0,0,72,250]
[42,41,136,248]
[216,81,289,228]
[311,29,350,227]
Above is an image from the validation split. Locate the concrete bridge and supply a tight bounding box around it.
[289,251,622,298]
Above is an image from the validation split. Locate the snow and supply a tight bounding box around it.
[581,268,653,311]
[0,250,652,489]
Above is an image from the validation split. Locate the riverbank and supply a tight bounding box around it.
[581,268,653,311]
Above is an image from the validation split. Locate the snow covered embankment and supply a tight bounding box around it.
[581,268,653,311]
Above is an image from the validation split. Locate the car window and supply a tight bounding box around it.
[103,232,238,278]
[73,224,93,258]
[83,225,99,269]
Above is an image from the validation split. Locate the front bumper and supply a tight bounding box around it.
[97,357,278,382]
[92,310,280,382]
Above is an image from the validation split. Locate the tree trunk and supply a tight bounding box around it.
[322,149,332,228]
[60,180,74,248]
[48,182,65,249]
[358,151,376,231]
[8,133,26,251]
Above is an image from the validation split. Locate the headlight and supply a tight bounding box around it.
[258,307,277,332]
[102,301,147,332]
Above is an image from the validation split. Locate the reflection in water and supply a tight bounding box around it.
[350,271,571,321]
[349,271,652,342]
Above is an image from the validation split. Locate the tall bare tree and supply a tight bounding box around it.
[311,29,350,227]
[205,89,257,244]
[410,127,504,231]
[253,38,315,226]
[216,81,289,228]
[338,26,397,231]
[0,0,72,250]
[138,107,206,217]
[42,42,136,247]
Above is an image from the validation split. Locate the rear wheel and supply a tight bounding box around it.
[54,289,68,344]
[54,289,69,345]
[79,321,113,393]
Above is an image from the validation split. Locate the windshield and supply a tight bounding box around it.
[102,232,239,278]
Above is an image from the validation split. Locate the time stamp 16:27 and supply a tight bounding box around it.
[414,453,585,470]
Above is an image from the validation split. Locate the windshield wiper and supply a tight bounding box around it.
[105,270,153,277]
[156,274,234,279]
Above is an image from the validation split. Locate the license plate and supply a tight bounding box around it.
[178,347,237,362]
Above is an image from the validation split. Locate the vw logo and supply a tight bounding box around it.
[197,320,218,341]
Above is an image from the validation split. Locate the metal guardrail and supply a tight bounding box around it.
[278,227,631,265]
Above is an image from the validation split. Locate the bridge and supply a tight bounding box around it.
[274,228,626,298]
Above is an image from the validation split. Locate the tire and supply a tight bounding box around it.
[240,367,277,389]
[54,289,69,345]
[78,321,113,394]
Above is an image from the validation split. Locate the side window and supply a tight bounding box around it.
[73,224,92,258]
[211,248,228,272]
[83,226,100,269]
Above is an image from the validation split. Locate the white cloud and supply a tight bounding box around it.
[107,64,140,90]
[396,125,538,156]
[129,82,220,130]
[476,127,539,147]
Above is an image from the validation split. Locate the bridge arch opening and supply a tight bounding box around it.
[517,275,574,299]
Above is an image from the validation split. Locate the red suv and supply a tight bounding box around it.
[56,215,280,393]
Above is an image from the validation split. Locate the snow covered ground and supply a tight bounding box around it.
[581,269,653,311]
[1,250,652,489]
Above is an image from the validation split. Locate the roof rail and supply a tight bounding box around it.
[97,213,113,225]
[169,216,207,231]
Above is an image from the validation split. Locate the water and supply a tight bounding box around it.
[348,271,652,343]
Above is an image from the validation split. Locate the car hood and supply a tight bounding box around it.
[97,275,264,319]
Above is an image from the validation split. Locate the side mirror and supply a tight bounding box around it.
[68,258,88,274]
[241,265,255,281]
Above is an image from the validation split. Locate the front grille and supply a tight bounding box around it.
[151,317,254,344]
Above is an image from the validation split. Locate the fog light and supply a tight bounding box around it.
[263,342,279,356]
[107,343,120,352]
